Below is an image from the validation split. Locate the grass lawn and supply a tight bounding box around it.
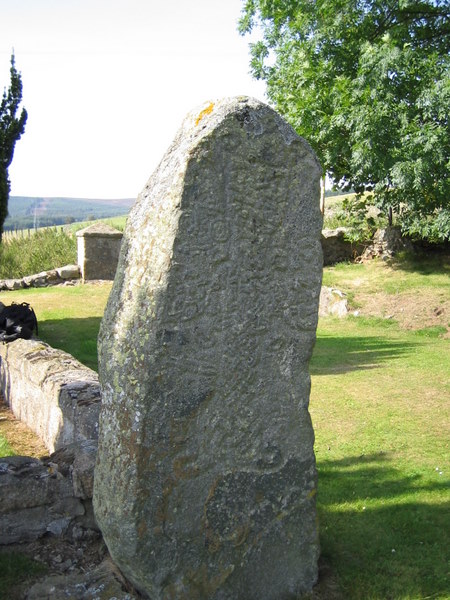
[0,282,112,370]
[311,316,449,599]
[0,552,47,599]
[0,255,448,599]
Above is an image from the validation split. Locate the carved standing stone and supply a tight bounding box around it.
[93,97,323,599]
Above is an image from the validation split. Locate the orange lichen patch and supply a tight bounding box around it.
[169,563,234,598]
[308,488,317,499]
[172,455,200,480]
[195,102,214,126]
[137,519,148,538]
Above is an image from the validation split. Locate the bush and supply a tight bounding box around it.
[324,195,387,243]
[0,228,77,279]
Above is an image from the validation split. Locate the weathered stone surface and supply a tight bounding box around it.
[94,97,323,599]
[321,227,364,265]
[76,223,123,238]
[361,226,414,260]
[71,440,98,499]
[0,264,80,290]
[3,278,24,290]
[0,339,100,453]
[57,264,81,279]
[319,286,349,317]
[49,440,98,500]
[23,273,49,287]
[76,223,123,281]
[26,558,137,600]
[0,456,84,544]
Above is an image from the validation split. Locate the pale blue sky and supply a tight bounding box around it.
[0,0,266,198]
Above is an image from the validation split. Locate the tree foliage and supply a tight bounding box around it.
[0,54,27,241]
[239,0,450,241]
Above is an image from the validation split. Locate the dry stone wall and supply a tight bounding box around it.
[0,450,98,545]
[0,338,100,453]
[0,264,80,291]
[321,228,364,265]
[0,339,101,546]
[94,97,323,600]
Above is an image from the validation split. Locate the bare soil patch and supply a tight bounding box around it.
[353,289,449,334]
[0,400,48,458]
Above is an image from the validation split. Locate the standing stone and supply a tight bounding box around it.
[93,97,323,600]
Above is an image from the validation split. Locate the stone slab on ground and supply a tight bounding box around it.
[25,558,138,600]
[319,286,349,317]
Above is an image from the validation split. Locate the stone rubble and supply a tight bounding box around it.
[0,446,98,546]
[0,264,81,291]
[319,287,349,317]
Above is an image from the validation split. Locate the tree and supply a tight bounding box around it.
[0,54,27,242]
[239,0,450,241]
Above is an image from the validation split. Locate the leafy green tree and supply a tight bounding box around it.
[0,54,27,242]
[239,0,450,241]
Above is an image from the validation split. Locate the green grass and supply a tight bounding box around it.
[0,215,127,280]
[0,284,112,370]
[0,256,449,599]
[311,315,449,599]
[0,551,47,598]
[322,254,450,295]
[0,436,14,457]
[0,228,77,279]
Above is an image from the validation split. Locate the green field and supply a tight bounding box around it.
[0,255,448,599]
[5,196,134,231]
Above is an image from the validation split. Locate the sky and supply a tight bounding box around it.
[0,0,267,199]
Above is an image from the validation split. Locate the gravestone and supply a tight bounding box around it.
[93,96,323,599]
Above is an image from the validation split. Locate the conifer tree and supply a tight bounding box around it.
[0,54,27,241]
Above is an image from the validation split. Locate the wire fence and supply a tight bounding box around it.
[2,226,66,244]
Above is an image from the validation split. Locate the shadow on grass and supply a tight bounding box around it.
[318,453,450,598]
[388,251,450,276]
[38,317,102,371]
[39,320,419,377]
[311,335,417,375]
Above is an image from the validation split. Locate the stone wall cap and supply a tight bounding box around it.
[321,227,350,238]
[76,223,123,238]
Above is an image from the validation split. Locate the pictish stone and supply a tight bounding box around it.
[93,96,323,600]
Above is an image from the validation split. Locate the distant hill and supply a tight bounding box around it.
[6,192,351,232]
[5,196,136,231]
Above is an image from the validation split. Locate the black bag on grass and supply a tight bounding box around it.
[0,302,38,342]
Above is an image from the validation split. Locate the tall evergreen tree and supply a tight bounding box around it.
[0,54,27,241]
